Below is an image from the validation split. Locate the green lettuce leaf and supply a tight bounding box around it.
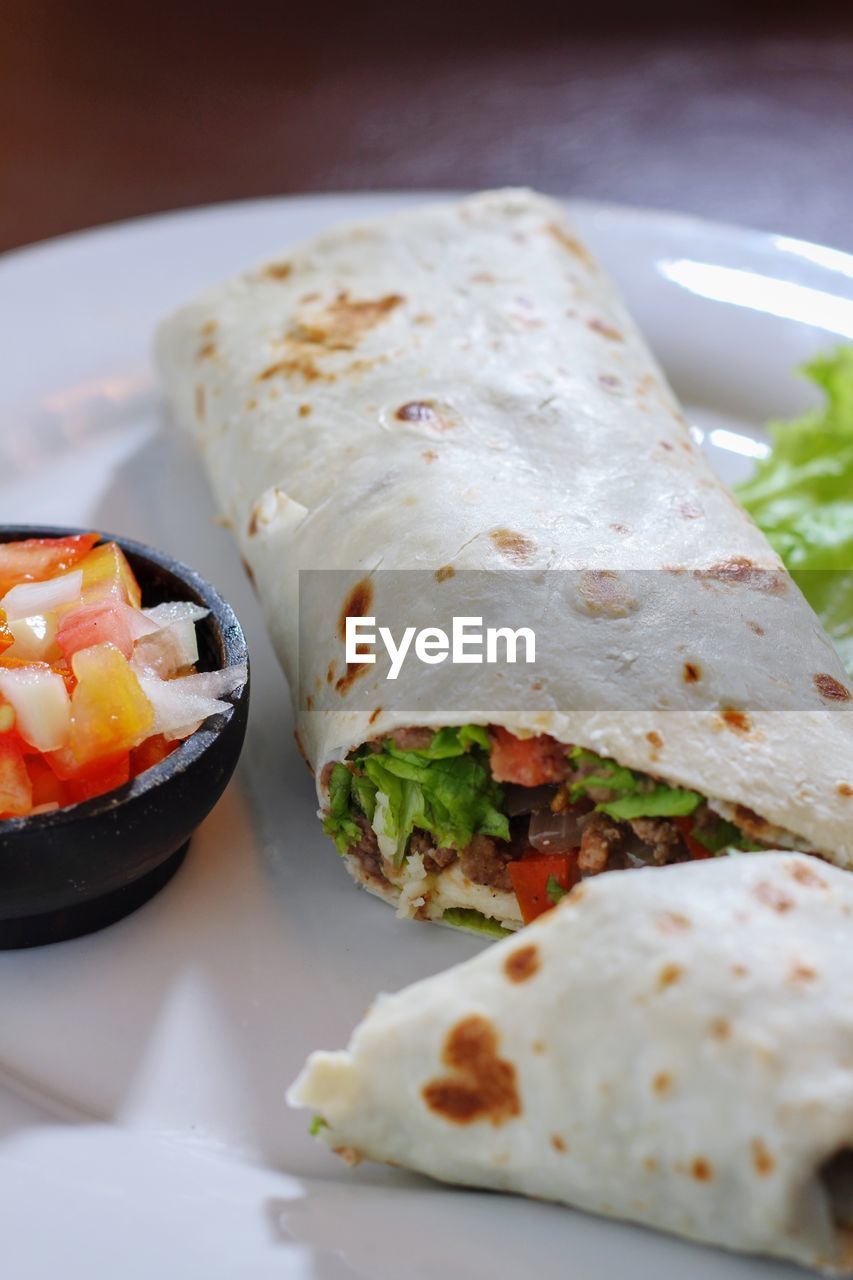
[598,787,701,821]
[546,875,567,905]
[568,747,700,820]
[331,726,509,863]
[322,763,363,854]
[736,346,853,674]
[442,907,512,937]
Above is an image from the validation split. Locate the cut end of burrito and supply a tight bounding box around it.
[288,853,853,1275]
[322,723,821,933]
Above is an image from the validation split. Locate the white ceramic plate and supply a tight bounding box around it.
[1,194,851,1279]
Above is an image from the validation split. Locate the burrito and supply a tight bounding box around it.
[156,189,853,933]
[289,852,853,1274]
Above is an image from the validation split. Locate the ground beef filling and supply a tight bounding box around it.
[340,727,773,897]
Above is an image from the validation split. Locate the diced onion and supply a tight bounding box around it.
[0,667,71,752]
[143,601,209,627]
[7,613,58,662]
[1,570,83,622]
[528,808,584,852]
[137,664,246,740]
[133,619,199,677]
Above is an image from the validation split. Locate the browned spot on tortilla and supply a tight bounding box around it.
[413,312,434,325]
[838,783,853,798]
[490,528,536,563]
[754,881,795,913]
[246,398,258,411]
[531,680,543,691]
[194,385,205,422]
[368,706,382,725]
[326,662,335,685]
[305,694,314,711]
[577,569,636,616]
[300,292,321,304]
[422,1015,521,1127]
[747,619,765,636]
[732,963,749,978]
[643,1157,659,1174]
[709,1017,731,1040]
[788,862,828,888]
[422,449,439,463]
[247,508,260,538]
[551,1134,567,1153]
[587,317,623,342]
[676,500,703,519]
[658,963,683,990]
[435,565,455,582]
[335,663,368,695]
[659,440,675,452]
[240,558,256,590]
[293,292,404,351]
[200,320,217,337]
[262,261,292,280]
[599,372,622,390]
[504,944,540,984]
[697,557,786,594]
[547,222,596,268]
[722,706,751,734]
[646,730,664,758]
[197,341,216,360]
[690,1158,714,1182]
[789,962,817,983]
[751,1139,775,1176]
[682,662,701,684]
[333,1146,362,1167]
[610,522,630,534]
[814,673,852,703]
[259,356,328,383]
[395,400,456,431]
[299,403,312,418]
[338,579,374,642]
[653,1071,674,1096]
[531,1040,546,1054]
[657,910,691,933]
[470,271,496,283]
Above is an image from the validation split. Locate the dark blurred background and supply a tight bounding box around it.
[2,0,853,253]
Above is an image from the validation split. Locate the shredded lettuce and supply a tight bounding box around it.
[309,1114,328,1137]
[736,347,853,674]
[322,763,363,854]
[332,726,509,863]
[568,747,700,819]
[442,907,511,937]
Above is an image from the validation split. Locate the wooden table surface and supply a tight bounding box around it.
[2,0,853,255]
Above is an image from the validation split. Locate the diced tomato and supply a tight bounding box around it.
[26,754,69,809]
[65,753,131,804]
[489,726,568,787]
[0,734,33,817]
[77,542,142,609]
[508,852,580,925]
[130,734,175,775]
[674,817,712,861]
[57,599,136,662]
[68,643,153,766]
[0,534,99,597]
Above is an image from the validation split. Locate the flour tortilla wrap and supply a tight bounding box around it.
[289,852,853,1274]
[156,190,853,930]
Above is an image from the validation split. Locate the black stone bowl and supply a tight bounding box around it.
[0,526,249,949]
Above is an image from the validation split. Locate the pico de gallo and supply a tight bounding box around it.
[0,534,246,819]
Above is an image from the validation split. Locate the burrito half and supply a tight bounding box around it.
[289,852,853,1275]
[156,189,853,933]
